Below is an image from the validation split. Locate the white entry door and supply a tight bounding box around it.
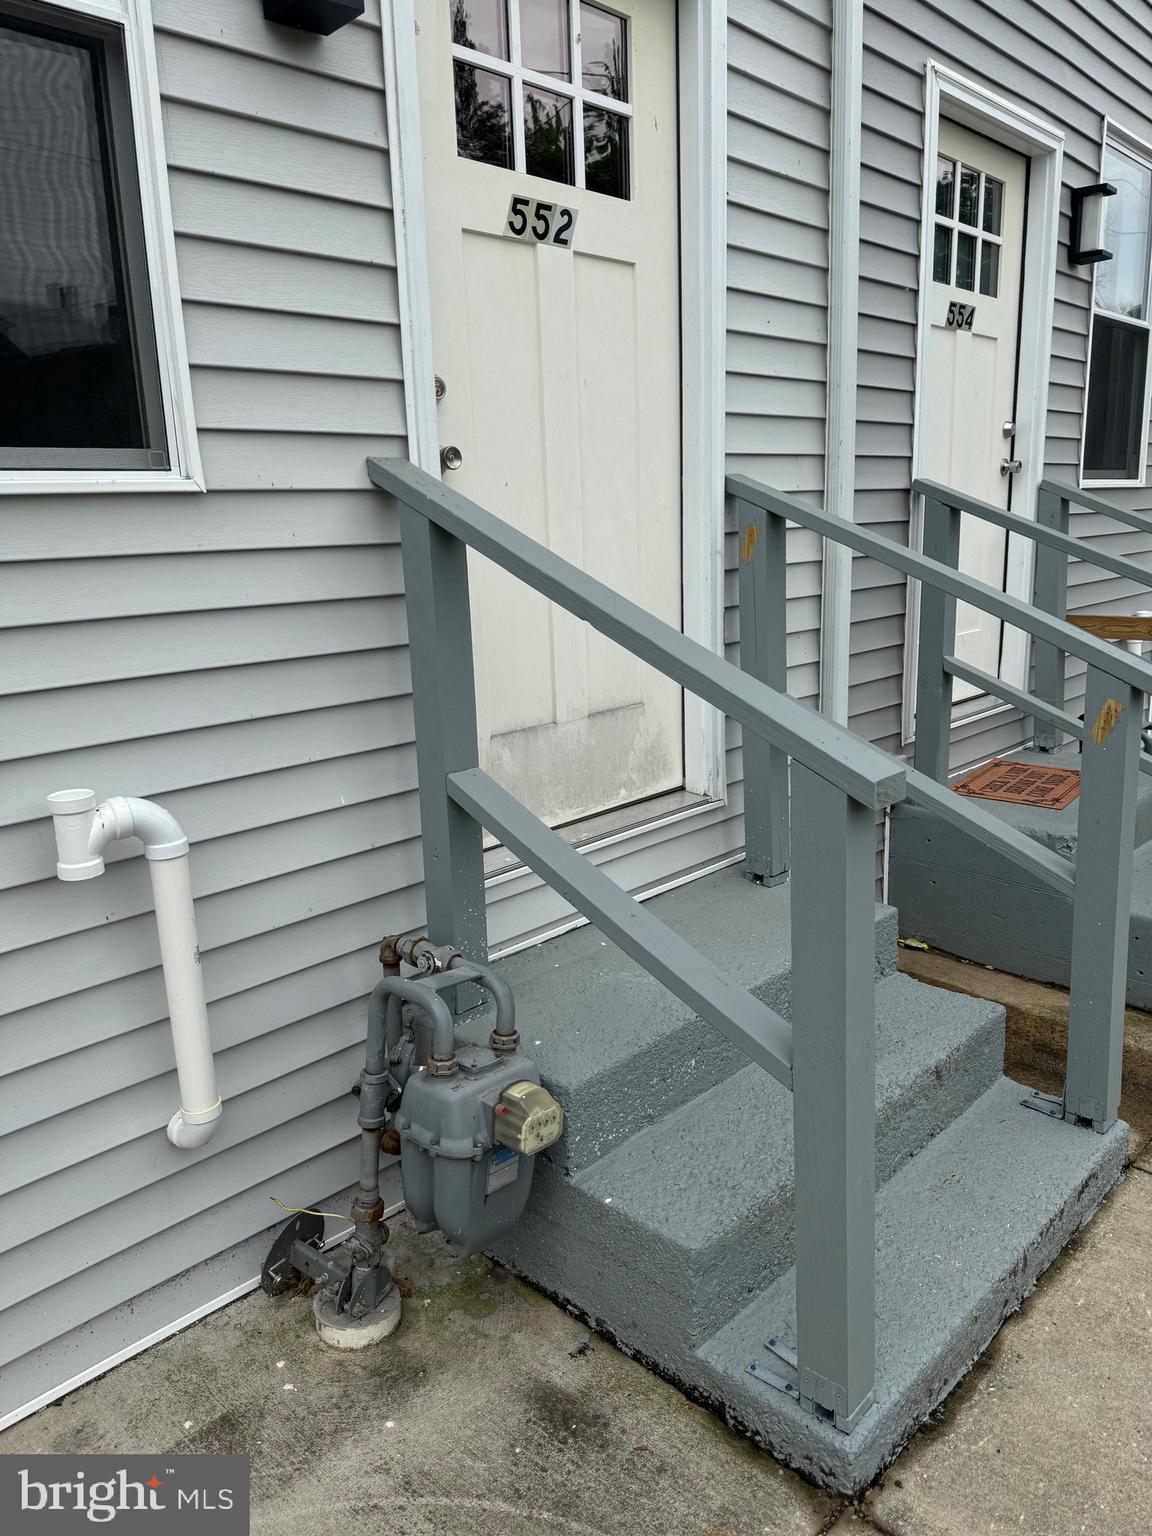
[920,121,1026,703]
[417,0,683,829]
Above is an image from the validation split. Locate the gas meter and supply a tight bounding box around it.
[396,1045,563,1256]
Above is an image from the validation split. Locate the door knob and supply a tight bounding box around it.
[1000,457,1023,476]
[440,445,463,473]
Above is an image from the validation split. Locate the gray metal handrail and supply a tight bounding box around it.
[729,471,1142,1156]
[370,454,888,1434]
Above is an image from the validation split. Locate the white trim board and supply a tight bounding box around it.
[380,0,728,819]
[902,62,1063,749]
[0,0,202,497]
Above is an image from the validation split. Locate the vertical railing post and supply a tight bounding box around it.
[399,504,488,1004]
[736,495,790,885]
[790,763,876,1431]
[913,494,961,782]
[1032,486,1071,752]
[1064,665,1142,1131]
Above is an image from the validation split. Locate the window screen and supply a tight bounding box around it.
[0,3,168,471]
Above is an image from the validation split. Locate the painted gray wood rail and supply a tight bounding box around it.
[368,454,890,1434]
[1030,479,1152,757]
[730,471,1148,1139]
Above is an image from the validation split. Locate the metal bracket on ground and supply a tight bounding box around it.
[1022,1088,1066,1120]
[745,1336,800,1399]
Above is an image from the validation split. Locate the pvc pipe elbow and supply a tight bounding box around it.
[109,796,189,861]
[167,1099,223,1149]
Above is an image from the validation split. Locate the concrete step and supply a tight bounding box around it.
[890,800,1152,1008]
[941,744,1152,859]
[489,971,1004,1358]
[462,865,898,1171]
[693,1076,1127,1493]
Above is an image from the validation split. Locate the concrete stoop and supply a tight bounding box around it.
[471,866,1128,1494]
[889,745,1152,1007]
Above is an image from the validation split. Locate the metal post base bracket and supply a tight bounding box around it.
[746,1337,874,1434]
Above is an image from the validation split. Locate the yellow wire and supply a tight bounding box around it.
[270,1196,348,1223]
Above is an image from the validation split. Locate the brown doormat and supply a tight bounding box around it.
[952,757,1081,809]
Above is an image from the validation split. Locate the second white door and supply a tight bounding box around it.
[920,120,1026,702]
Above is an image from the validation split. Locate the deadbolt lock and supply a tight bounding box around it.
[1000,457,1023,476]
[1002,420,1016,437]
[435,375,446,401]
[440,445,463,473]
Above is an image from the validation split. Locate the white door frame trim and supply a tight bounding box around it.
[380,0,728,804]
[902,61,1063,749]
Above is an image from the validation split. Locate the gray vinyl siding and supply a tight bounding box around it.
[854,0,1152,771]
[727,0,831,715]
[0,0,408,1422]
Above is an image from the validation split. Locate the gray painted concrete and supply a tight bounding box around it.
[694,1078,1127,1492]
[461,867,898,1171]
[891,802,1152,1008]
[493,973,1005,1356]
[940,745,1152,858]
[459,867,1125,1492]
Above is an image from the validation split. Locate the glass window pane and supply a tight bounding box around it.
[983,176,1003,235]
[933,223,953,284]
[1084,315,1149,481]
[979,241,999,297]
[580,2,627,100]
[521,0,569,77]
[956,230,977,291]
[584,106,628,199]
[935,158,955,217]
[0,16,161,462]
[1096,142,1152,320]
[451,0,509,60]
[454,62,513,167]
[958,166,980,227]
[524,86,574,184]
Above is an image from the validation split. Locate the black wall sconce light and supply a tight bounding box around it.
[263,0,364,35]
[1070,181,1117,266]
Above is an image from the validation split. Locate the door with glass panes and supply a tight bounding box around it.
[920,121,1026,702]
[416,0,683,829]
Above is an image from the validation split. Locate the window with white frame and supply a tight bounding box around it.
[0,0,196,484]
[450,0,631,199]
[1083,134,1152,486]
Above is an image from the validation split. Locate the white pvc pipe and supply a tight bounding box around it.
[46,789,222,1150]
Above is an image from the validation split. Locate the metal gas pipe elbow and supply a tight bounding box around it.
[47,790,223,1150]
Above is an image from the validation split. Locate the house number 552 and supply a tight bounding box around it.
[505,195,578,249]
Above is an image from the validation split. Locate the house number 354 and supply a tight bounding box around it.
[945,301,976,331]
[505,194,578,249]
